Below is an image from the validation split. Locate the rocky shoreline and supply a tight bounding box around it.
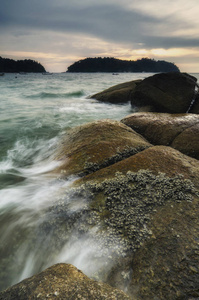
[1,72,199,299]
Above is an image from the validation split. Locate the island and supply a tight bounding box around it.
[67,57,180,73]
[0,56,46,73]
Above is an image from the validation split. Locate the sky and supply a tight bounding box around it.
[1,0,199,73]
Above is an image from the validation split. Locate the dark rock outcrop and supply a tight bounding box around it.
[190,93,199,113]
[121,112,199,159]
[90,72,199,112]
[91,80,141,104]
[0,264,130,300]
[130,72,198,113]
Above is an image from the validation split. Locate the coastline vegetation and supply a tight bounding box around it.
[67,57,180,73]
[0,56,46,73]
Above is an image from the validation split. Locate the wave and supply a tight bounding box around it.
[26,90,85,99]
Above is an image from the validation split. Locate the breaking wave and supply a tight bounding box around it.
[27,90,85,99]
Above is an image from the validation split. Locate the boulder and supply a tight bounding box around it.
[121,112,199,159]
[54,119,152,177]
[130,72,198,113]
[3,116,197,300]
[71,147,199,299]
[190,92,199,113]
[171,122,199,159]
[108,193,199,299]
[90,80,141,104]
[53,121,199,299]
[0,263,130,299]
[74,145,199,188]
[128,195,199,299]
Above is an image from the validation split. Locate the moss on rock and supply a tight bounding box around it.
[0,264,130,299]
[128,195,199,299]
[68,170,199,298]
[54,119,151,177]
[75,145,199,188]
[121,112,199,160]
[121,112,199,145]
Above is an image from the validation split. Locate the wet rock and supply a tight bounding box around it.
[190,92,199,113]
[130,72,198,113]
[128,196,199,299]
[54,119,152,177]
[121,112,199,145]
[75,145,199,188]
[0,263,130,300]
[90,80,141,104]
[20,109,198,299]
[71,170,199,299]
[121,112,199,159]
[171,122,199,159]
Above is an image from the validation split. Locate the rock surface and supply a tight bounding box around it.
[130,72,198,113]
[90,80,141,104]
[128,195,199,299]
[0,263,130,300]
[2,73,199,300]
[71,167,199,299]
[75,145,199,188]
[54,119,152,177]
[122,112,199,159]
[52,114,199,299]
[108,193,199,299]
[171,122,199,159]
[190,93,199,113]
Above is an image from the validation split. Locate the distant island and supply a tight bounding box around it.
[0,57,46,73]
[67,57,180,73]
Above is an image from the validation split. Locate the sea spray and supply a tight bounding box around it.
[15,170,196,285]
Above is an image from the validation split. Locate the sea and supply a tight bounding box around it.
[0,72,198,291]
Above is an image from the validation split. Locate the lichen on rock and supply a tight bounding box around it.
[70,170,197,254]
[53,119,152,178]
[0,264,130,300]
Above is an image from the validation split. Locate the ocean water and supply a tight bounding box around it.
[0,72,198,290]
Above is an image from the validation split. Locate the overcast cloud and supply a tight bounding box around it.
[1,0,199,72]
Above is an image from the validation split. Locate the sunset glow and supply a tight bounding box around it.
[1,0,199,72]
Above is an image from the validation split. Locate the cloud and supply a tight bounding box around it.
[1,0,199,71]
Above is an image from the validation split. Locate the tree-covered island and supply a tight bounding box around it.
[0,57,46,73]
[67,57,180,73]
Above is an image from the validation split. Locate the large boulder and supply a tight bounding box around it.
[52,119,199,299]
[90,80,141,104]
[3,116,198,299]
[128,195,199,299]
[71,149,199,299]
[0,263,130,299]
[121,112,199,159]
[54,119,152,177]
[130,72,198,113]
[108,191,199,299]
[171,123,199,159]
[75,145,199,188]
[190,93,199,113]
